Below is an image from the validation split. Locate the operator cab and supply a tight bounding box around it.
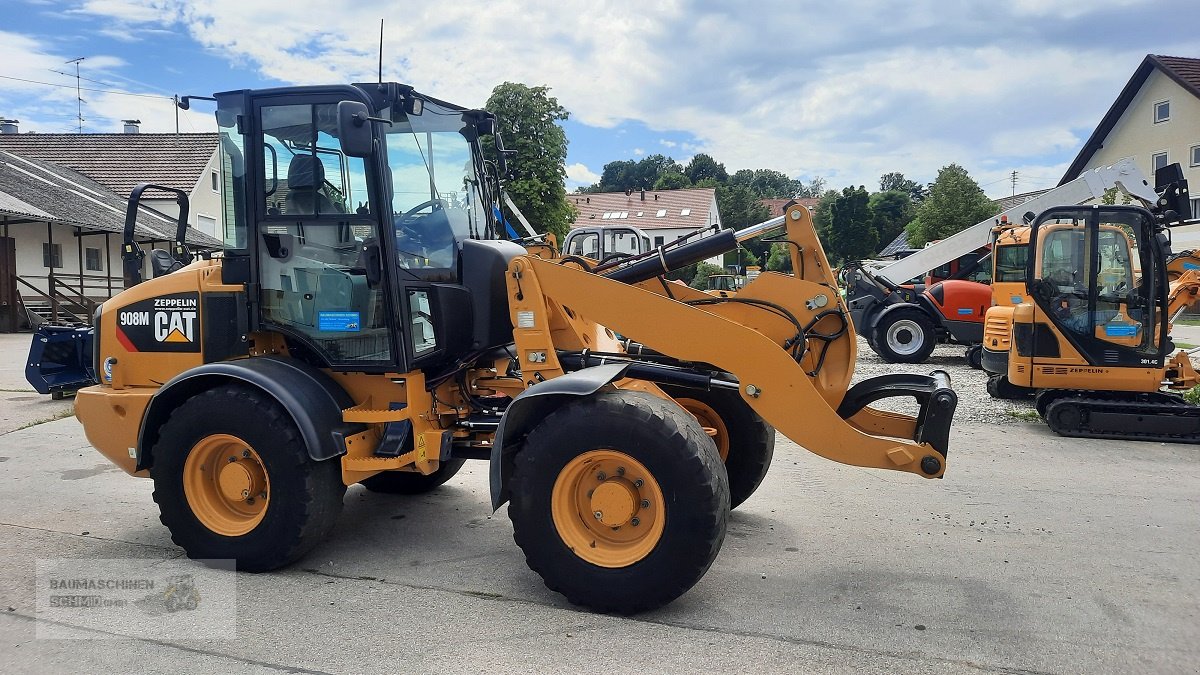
[214,83,522,374]
[1026,206,1165,367]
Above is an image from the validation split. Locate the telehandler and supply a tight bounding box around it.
[75,82,957,613]
[980,165,1200,440]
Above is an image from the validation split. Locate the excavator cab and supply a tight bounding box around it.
[1026,207,1164,367]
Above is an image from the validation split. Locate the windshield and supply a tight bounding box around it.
[995,244,1028,282]
[384,99,490,269]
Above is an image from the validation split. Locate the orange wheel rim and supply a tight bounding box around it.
[183,434,269,536]
[550,450,666,568]
[675,398,729,461]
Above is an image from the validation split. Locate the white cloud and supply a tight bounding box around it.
[632,148,644,156]
[12,0,1192,194]
[565,162,600,188]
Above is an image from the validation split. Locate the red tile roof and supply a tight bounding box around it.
[761,197,820,217]
[568,187,717,230]
[0,133,218,196]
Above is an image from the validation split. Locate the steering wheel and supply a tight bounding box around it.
[395,199,449,242]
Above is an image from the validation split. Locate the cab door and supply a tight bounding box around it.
[251,94,398,370]
[1027,206,1164,368]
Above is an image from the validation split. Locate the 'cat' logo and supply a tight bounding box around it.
[114,293,201,353]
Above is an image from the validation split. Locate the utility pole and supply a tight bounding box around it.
[1010,170,1018,197]
[173,95,180,135]
[65,57,85,133]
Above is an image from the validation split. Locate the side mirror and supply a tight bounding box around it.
[337,101,375,158]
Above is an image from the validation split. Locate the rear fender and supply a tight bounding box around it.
[489,363,629,510]
[136,356,364,470]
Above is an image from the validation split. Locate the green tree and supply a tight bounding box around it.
[485,82,574,239]
[685,153,728,184]
[796,176,827,199]
[868,190,915,248]
[653,171,691,190]
[878,171,926,202]
[728,168,801,199]
[814,186,876,264]
[714,182,770,230]
[689,262,728,290]
[595,154,684,192]
[765,242,793,272]
[904,164,996,247]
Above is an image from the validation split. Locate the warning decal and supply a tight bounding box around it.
[115,292,201,353]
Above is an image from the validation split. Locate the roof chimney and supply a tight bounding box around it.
[122,119,141,134]
[640,189,645,201]
[0,119,18,135]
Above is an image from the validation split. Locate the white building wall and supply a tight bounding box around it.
[136,152,223,240]
[1082,70,1200,207]
[9,221,157,299]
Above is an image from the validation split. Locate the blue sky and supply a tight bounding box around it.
[1,0,1197,197]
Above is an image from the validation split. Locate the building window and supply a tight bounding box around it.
[198,214,217,236]
[1152,152,1169,173]
[43,243,62,269]
[1192,197,1200,219]
[680,208,691,216]
[1191,145,1200,168]
[1153,100,1170,124]
[84,247,103,272]
[656,209,666,217]
[211,170,219,192]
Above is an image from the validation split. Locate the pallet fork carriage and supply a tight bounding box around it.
[74,81,958,613]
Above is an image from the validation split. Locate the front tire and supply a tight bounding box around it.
[150,385,345,572]
[965,344,983,370]
[660,384,774,509]
[509,391,729,614]
[872,309,936,363]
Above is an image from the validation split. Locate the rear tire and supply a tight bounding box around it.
[509,391,729,614]
[872,309,937,363]
[359,459,466,494]
[987,375,1035,400]
[660,384,774,509]
[150,385,345,572]
[965,344,983,370]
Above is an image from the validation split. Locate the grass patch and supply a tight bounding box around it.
[1006,409,1041,422]
[1174,317,1200,327]
[7,407,75,433]
[1175,341,1196,350]
[1184,386,1200,406]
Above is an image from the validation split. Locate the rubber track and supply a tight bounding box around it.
[1044,393,1200,443]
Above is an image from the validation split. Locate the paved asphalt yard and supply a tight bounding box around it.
[1,332,1198,673]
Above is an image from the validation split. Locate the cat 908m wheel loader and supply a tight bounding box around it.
[74,82,957,613]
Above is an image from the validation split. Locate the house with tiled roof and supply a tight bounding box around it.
[761,197,820,218]
[568,187,720,246]
[1060,54,1200,218]
[0,125,223,239]
[0,149,221,331]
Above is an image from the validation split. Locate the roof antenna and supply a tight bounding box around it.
[378,19,384,85]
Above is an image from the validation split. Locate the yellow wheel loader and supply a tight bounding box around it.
[75,82,957,613]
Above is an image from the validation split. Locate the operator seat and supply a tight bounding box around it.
[285,154,336,215]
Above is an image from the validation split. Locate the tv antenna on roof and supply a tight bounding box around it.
[65,57,85,133]
[378,19,384,85]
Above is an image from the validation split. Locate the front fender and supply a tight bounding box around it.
[489,363,629,511]
[137,356,363,470]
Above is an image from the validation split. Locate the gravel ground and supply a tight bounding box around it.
[848,337,1036,425]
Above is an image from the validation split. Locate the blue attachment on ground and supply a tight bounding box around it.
[25,325,96,396]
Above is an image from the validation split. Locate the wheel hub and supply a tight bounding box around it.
[886,319,924,355]
[591,480,638,527]
[551,450,666,568]
[183,434,270,537]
